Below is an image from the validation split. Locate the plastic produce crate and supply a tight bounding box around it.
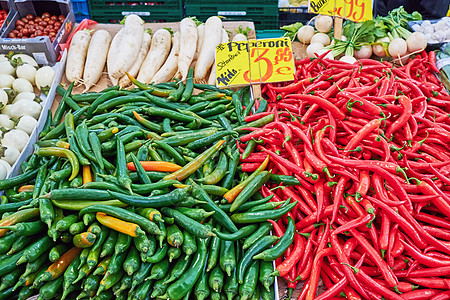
[279,6,315,27]
[71,0,89,22]
[256,29,284,39]
[185,3,278,30]
[88,0,182,24]
[0,0,15,35]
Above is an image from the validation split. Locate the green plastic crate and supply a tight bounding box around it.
[89,0,182,23]
[185,4,278,30]
[256,29,285,39]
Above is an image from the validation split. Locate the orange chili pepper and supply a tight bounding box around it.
[96,212,142,237]
[37,247,82,282]
[0,208,39,237]
[18,185,34,193]
[82,165,93,184]
[223,156,269,203]
[126,161,182,172]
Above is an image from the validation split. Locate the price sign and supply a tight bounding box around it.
[215,37,295,87]
[308,0,372,22]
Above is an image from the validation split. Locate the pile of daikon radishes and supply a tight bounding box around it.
[65,15,249,91]
[0,53,55,179]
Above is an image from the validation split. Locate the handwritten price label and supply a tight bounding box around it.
[215,37,295,87]
[308,0,372,22]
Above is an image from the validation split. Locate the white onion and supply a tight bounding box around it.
[0,61,15,76]
[354,45,373,59]
[316,49,334,60]
[13,92,36,103]
[0,159,11,179]
[339,55,357,64]
[373,37,390,57]
[16,64,37,85]
[12,78,34,94]
[0,114,14,129]
[1,129,29,152]
[310,33,331,46]
[306,43,325,58]
[406,32,427,53]
[16,115,37,135]
[11,54,38,67]
[388,38,408,58]
[315,15,333,33]
[10,100,42,119]
[297,25,315,44]
[0,74,15,88]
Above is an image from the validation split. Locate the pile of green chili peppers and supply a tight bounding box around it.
[0,70,296,300]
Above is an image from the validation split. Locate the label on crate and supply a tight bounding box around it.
[308,0,372,22]
[218,11,247,16]
[215,37,295,87]
[122,11,151,16]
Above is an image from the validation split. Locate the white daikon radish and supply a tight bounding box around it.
[297,25,315,44]
[0,89,7,108]
[339,55,357,64]
[16,64,36,85]
[178,18,199,81]
[0,74,14,88]
[2,129,29,152]
[109,15,144,82]
[0,145,20,166]
[194,23,205,60]
[315,15,333,33]
[11,54,38,67]
[66,30,92,84]
[306,43,324,58]
[194,16,223,83]
[0,159,11,179]
[208,28,230,86]
[16,115,37,135]
[0,55,7,63]
[388,38,407,58]
[12,78,33,93]
[0,115,14,129]
[35,66,55,94]
[118,32,152,88]
[373,37,390,57]
[311,33,330,46]
[406,32,427,53]
[137,28,172,84]
[82,30,112,92]
[107,28,125,85]
[354,45,373,59]
[152,31,181,84]
[10,100,42,119]
[0,61,15,76]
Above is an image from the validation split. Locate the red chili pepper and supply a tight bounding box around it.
[289,94,346,120]
[273,233,304,277]
[429,51,440,73]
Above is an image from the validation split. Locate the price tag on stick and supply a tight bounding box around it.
[215,37,295,87]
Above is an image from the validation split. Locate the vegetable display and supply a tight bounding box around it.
[0,70,285,299]
[65,15,251,92]
[0,53,56,179]
[250,48,450,298]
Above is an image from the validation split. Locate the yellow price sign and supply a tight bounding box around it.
[215,37,295,87]
[309,0,372,22]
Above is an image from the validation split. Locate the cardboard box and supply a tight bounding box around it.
[0,0,75,65]
[0,0,16,35]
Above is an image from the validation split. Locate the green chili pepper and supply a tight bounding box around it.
[231,200,297,223]
[194,269,210,300]
[146,242,168,263]
[259,260,275,292]
[243,222,273,250]
[36,147,79,181]
[146,257,169,280]
[161,207,215,239]
[230,171,271,212]
[130,261,152,293]
[162,238,207,300]
[181,68,194,102]
[168,246,182,262]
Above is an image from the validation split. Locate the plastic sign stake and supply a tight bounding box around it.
[215,37,295,87]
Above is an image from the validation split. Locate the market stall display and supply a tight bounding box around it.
[0,3,449,299]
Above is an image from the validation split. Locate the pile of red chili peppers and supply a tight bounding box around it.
[241,51,450,299]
